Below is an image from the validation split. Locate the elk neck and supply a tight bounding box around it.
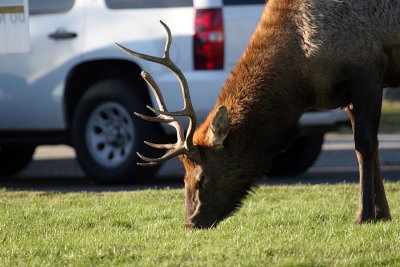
[196,0,312,173]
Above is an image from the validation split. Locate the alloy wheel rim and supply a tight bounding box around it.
[86,102,134,168]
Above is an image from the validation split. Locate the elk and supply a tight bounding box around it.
[117,0,399,228]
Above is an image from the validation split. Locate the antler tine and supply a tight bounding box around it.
[137,162,159,167]
[136,68,187,162]
[133,112,174,123]
[140,70,185,142]
[136,146,186,165]
[141,71,168,112]
[156,21,197,151]
[116,20,197,165]
[144,141,177,150]
[137,59,187,162]
[115,42,164,65]
[159,20,172,60]
[114,21,172,67]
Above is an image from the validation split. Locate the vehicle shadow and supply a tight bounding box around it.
[263,166,400,185]
[2,143,400,193]
[0,158,184,192]
[1,158,400,193]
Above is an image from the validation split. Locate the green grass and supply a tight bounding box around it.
[1,183,400,266]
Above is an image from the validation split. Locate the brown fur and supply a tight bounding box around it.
[182,0,399,228]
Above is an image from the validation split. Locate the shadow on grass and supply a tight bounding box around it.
[0,175,184,193]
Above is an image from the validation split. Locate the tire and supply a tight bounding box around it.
[72,79,163,183]
[0,144,36,176]
[270,133,324,177]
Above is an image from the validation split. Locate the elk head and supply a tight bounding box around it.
[116,21,254,228]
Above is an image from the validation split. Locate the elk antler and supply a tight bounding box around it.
[115,20,197,166]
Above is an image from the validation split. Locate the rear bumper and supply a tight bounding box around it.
[299,109,350,135]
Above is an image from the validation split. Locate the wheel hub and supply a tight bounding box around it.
[86,102,135,168]
[105,123,127,147]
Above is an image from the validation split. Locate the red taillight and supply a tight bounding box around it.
[194,8,224,70]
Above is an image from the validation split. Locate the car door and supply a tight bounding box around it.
[0,0,84,131]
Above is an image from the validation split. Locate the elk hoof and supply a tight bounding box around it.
[376,212,392,221]
[375,208,392,221]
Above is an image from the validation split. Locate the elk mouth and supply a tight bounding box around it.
[184,203,239,229]
[184,207,222,229]
[184,183,256,229]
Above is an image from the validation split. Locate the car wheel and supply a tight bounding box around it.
[269,133,324,176]
[0,144,36,176]
[72,79,162,183]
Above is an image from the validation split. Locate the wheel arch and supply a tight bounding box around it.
[64,59,152,130]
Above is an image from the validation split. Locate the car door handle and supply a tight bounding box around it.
[48,29,78,40]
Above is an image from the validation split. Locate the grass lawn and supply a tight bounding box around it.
[1,183,400,266]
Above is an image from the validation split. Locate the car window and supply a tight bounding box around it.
[223,0,265,5]
[106,0,193,9]
[29,0,75,15]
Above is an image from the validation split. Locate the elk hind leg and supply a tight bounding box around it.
[347,72,387,223]
[373,152,391,221]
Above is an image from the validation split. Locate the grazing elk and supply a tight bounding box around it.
[117,0,399,228]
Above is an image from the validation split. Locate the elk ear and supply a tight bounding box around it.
[207,105,230,149]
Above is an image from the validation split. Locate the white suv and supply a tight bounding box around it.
[0,0,348,181]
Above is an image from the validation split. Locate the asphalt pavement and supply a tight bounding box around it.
[1,134,400,191]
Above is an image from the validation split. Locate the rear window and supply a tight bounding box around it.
[223,0,266,5]
[106,0,193,9]
[29,0,75,15]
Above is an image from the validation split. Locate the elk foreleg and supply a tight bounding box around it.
[346,73,389,223]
